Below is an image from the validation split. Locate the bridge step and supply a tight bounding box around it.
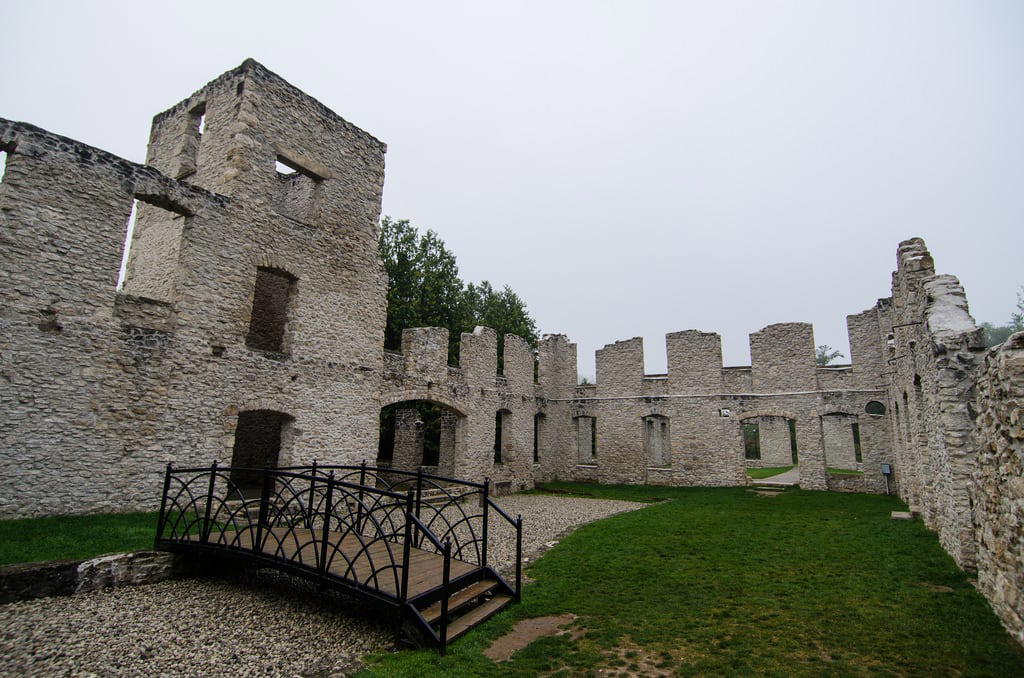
[419,578,498,624]
[445,594,513,641]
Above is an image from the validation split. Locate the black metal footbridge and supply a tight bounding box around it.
[155,462,522,652]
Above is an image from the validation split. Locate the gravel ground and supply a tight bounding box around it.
[0,494,646,677]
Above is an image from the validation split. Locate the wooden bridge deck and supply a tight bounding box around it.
[157,464,522,652]
[188,527,479,598]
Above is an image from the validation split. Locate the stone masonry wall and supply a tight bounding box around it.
[972,331,1024,646]
[1,60,388,518]
[887,238,986,569]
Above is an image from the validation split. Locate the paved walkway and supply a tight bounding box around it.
[751,466,800,485]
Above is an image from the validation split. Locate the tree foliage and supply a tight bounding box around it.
[378,216,538,364]
[981,285,1024,348]
[815,345,844,366]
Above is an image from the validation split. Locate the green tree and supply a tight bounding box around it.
[816,345,844,366]
[378,216,538,364]
[379,217,472,358]
[981,285,1024,348]
[1010,285,1024,331]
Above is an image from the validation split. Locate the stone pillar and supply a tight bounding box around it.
[437,410,458,477]
[392,408,424,471]
[795,414,828,491]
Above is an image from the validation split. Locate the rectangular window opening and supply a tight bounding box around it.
[575,416,597,464]
[246,267,297,353]
[119,197,187,300]
[116,200,139,290]
[275,155,323,225]
[0,149,7,184]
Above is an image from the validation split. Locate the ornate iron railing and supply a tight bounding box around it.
[155,462,522,650]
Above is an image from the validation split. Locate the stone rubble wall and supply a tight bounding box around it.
[971,332,1024,646]
[887,238,986,569]
[1,60,387,519]
[548,315,893,493]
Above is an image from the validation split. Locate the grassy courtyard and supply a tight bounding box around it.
[360,483,1024,677]
[0,512,159,566]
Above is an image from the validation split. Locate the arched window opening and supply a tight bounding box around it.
[246,267,297,353]
[378,400,460,475]
[643,415,670,468]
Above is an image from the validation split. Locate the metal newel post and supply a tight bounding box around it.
[440,538,452,653]
[155,463,172,546]
[357,460,367,532]
[319,471,335,574]
[481,478,490,568]
[201,461,218,544]
[414,467,424,547]
[400,489,414,603]
[307,460,318,530]
[255,466,272,554]
[515,514,523,602]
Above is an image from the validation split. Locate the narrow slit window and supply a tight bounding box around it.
[246,267,297,353]
[493,410,508,464]
[0,149,7,183]
[533,413,543,463]
[788,419,798,464]
[851,423,862,463]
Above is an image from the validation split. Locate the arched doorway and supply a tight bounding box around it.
[378,400,463,476]
[230,409,294,496]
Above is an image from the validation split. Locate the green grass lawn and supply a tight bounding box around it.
[746,465,794,479]
[360,483,1024,677]
[828,467,865,475]
[0,512,159,566]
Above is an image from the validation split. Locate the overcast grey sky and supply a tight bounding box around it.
[3,1,1021,379]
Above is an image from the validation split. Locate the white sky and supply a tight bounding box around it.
[3,1,1021,379]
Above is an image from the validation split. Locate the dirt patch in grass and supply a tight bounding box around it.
[593,639,681,677]
[485,614,580,662]
[918,582,956,593]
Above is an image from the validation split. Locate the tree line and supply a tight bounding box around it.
[379,216,539,366]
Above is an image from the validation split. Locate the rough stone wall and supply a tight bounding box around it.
[750,323,817,392]
[972,332,1024,646]
[540,315,893,492]
[1,60,388,518]
[887,238,986,569]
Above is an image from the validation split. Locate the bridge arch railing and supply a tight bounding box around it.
[155,462,522,608]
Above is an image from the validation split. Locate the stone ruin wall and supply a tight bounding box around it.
[1,60,388,518]
[3,64,1023,648]
[972,332,1024,646]
[549,316,895,494]
[885,238,1024,645]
